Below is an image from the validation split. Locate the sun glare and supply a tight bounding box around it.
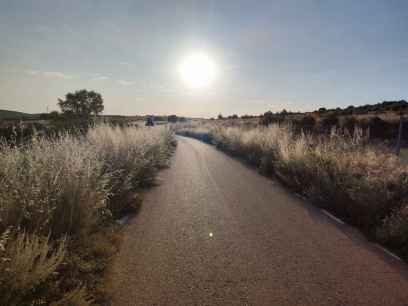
[179,52,217,89]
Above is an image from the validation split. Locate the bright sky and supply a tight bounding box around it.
[1,0,407,117]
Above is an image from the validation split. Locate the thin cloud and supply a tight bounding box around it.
[91,76,110,81]
[26,70,74,79]
[117,80,136,86]
[43,71,74,79]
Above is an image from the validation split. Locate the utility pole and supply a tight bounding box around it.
[396,112,404,156]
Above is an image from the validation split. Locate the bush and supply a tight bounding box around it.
[377,206,408,256]
[177,128,214,144]
[259,111,274,126]
[88,125,175,217]
[367,117,396,140]
[0,135,107,239]
[319,114,339,132]
[0,232,66,305]
[293,115,316,133]
[341,116,358,132]
[0,125,176,304]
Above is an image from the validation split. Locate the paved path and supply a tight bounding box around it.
[110,136,408,306]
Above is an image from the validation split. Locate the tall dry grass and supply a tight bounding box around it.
[177,123,408,259]
[88,125,174,217]
[0,125,175,305]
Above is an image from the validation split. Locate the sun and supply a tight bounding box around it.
[179,52,217,88]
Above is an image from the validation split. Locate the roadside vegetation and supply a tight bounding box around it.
[177,122,408,260]
[0,124,175,305]
[213,100,408,145]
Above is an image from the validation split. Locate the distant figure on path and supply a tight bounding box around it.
[145,117,154,127]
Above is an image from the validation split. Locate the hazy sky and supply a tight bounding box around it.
[1,0,407,117]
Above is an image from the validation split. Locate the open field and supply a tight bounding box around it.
[0,125,175,305]
[177,121,408,260]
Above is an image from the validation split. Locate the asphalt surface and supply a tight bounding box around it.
[110,136,408,306]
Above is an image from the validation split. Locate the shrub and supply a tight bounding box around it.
[0,135,108,239]
[367,117,395,140]
[377,206,408,257]
[50,286,92,306]
[0,232,66,305]
[319,113,339,132]
[259,111,274,126]
[341,116,358,132]
[177,128,215,144]
[88,125,175,217]
[0,125,175,304]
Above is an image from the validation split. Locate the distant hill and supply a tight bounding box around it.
[0,109,39,120]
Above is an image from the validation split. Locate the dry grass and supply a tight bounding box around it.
[0,232,66,305]
[177,123,408,259]
[88,125,174,217]
[0,125,175,305]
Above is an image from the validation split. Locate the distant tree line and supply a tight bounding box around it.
[146,115,187,123]
[212,100,407,143]
[315,100,408,116]
[213,113,258,120]
[217,100,408,124]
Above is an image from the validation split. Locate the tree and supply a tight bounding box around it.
[259,111,274,126]
[218,114,224,120]
[319,113,339,131]
[168,115,178,123]
[58,89,104,117]
[49,110,60,119]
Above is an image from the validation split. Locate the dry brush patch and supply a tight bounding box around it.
[0,125,175,305]
[177,123,408,260]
